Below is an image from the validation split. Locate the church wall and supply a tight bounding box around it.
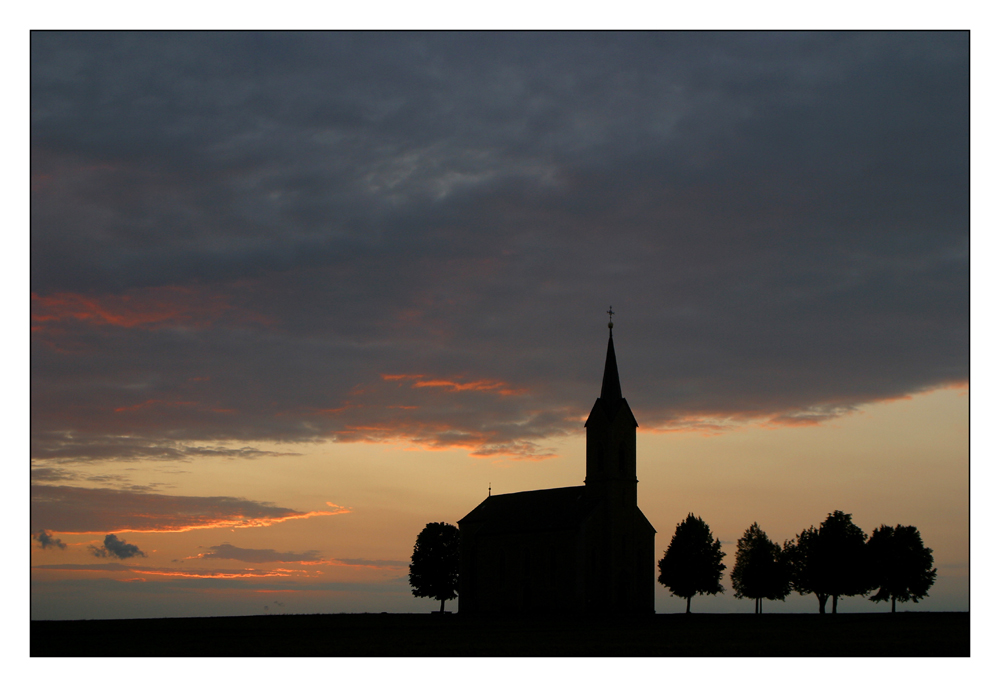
[637,518,656,612]
[460,528,580,615]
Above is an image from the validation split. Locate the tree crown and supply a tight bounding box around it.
[731,522,790,602]
[408,522,460,603]
[657,513,726,601]
[867,524,936,605]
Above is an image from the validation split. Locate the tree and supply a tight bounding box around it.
[786,511,872,613]
[867,524,937,612]
[785,526,828,613]
[657,513,726,613]
[409,522,460,612]
[731,522,790,613]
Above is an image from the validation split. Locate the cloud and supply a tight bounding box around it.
[90,534,146,559]
[31,435,303,462]
[334,558,408,569]
[31,484,349,534]
[33,530,67,550]
[192,544,322,563]
[180,548,409,570]
[30,466,77,483]
[33,563,132,572]
[30,464,164,491]
[30,286,240,331]
[30,32,969,461]
[382,374,526,396]
[32,562,305,579]
[30,569,413,599]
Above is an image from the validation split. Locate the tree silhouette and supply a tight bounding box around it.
[657,513,726,613]
[409,522,460,612]
[787,511,872,613]
[867,524,937,612]
[731,522,790,613]
[785,526,828,613]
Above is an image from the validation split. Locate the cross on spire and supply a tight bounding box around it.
[607,306,614,331]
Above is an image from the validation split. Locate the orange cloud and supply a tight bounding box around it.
[638,386,968,435]
[31,485,351,535]
[380,373,526,396]
[32,562,307,579]
[101,509,344,535]
[31,285,272,335]
[333,419,557,460]
[31,286,230,330]
[139,568,300,580]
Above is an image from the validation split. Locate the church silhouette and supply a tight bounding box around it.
[458,318,656,614]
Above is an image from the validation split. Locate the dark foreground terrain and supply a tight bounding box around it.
[32,611,968,657]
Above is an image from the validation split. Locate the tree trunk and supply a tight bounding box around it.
[439,597,445,613]
[816,593,828,614]
[686,596,691,613]
[892,597,896,613]
[832,595,838,614]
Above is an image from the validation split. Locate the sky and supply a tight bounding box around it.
[28,29,971,623]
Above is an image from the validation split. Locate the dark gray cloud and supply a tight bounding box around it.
[89,534,146,559]
[31,433,303,463]
[31,32,968,460]
[31,464,164,491]
[196,543,322,563]
[30,484,341,534]
[33,530,67,550]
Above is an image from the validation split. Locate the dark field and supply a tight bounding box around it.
[32,611,968,657]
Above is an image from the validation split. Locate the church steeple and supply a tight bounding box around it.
[600,328,622,411]
[585,309,638,498]
[599,307,622,416]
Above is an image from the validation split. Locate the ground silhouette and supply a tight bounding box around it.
[32,612,968,657]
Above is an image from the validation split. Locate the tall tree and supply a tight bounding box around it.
[408,522,460,612]
[731,522,790,613]
[657,513,726,613]
[787,511,872,613]
[785,526,828,613]
[818,511,872,613]
[867,524,937,612]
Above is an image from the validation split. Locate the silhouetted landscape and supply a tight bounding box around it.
[32,611,968,657]
[29,31,969,640]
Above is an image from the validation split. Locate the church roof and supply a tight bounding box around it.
[458,486,594,535]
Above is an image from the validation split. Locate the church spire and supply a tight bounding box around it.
[600,307,622,413]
